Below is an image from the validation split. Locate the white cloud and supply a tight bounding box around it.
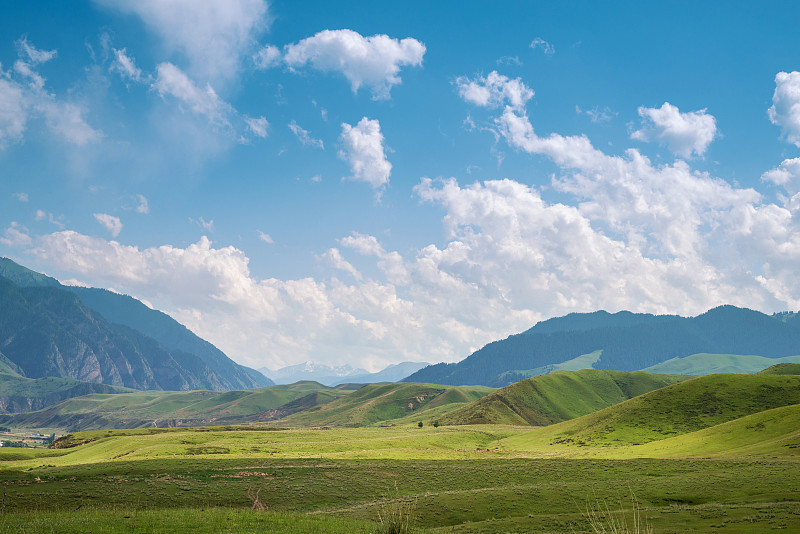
[136,194,150,214]
[111,48,145,82]
[94,0,269,82]
[17,38,57,64]
[530,37,555,55]
[94,213,122,237]
[12,192,28,202]
[322,248,362,281]
[456,71,534,110]
[0,222,32,247]
[245,116,269,138]
[253,44,281,69]
[284,29,425,100]
[153,62,232,127]
[0,39,101,147]
[257,230,273,244]
[288,120,323,149]
[339,117,391,190]
[768,71,800,147]
[0,77,27,148]
[576,105,616,123]
[191,217,214,232]
[631,102,717,158]
[762,157,800,196]
[497,56,522,66]
[35,210,65,228]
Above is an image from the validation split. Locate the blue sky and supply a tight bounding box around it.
[2,1,800,371]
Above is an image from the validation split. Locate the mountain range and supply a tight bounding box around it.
[404,306,800,386]
[0,258,270,392]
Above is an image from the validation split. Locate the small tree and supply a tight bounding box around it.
[417,421,423,428]
[432,420,439,428]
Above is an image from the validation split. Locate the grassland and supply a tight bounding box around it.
[439,369,688,426]
[0,424,799,533]
[0,381,358,431]
[1,370,799,532]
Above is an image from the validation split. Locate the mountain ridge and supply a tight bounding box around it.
[0,258,271,392]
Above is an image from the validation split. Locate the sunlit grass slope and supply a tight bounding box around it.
[439,369,688,426]
[644,353,800,375]
[504,373,800,452]
[0,381,351,431]
[277,382,493,427]
[758,362,800,375]
[631,403,800,458]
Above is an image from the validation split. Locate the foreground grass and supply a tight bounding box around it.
[0,424,799,532]
[0,508,377,533]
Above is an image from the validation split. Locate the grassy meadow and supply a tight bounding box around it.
[0,369,799,532]
[0,422,798,532]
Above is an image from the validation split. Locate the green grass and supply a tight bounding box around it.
[439,369,688,426]
[0,381,348,431]
[0,422,797,532]
[279,382,493,427]
[758,362,800,375]
[644,353,800,375]
[502,373,800,453]
[0,508,378,533]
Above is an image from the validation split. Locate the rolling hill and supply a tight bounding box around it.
[278,382,494,427]
[503,373,800,451]
[438,369,689,426]
[0,381,356,431]
[404,306,800,387]
[0,373,132,413]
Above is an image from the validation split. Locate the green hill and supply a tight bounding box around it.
[644,353,800,375]
[439,369,688,426]
[278,382,493,427]
[631,403,800,458]
[758,363,800,375]
[504,373,800,451]
[0,373,131,414]
[0,381,351,431]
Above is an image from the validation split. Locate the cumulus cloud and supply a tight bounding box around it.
[94,0,269,82]
[12,192,28,202]
[339,117,391,190]
[768,71,800,147]
[93,213,122,237]
[253,44,281,69]
[0,222,32,247]
[456,71,533,110]
[284,29,425,100]
[322,248,362,280]
[0,38,101,147]
[288,120,323,149]
[530,37,555,55]
[631,102,717,158]
[762,157,800,196]
[20,72,800,371]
